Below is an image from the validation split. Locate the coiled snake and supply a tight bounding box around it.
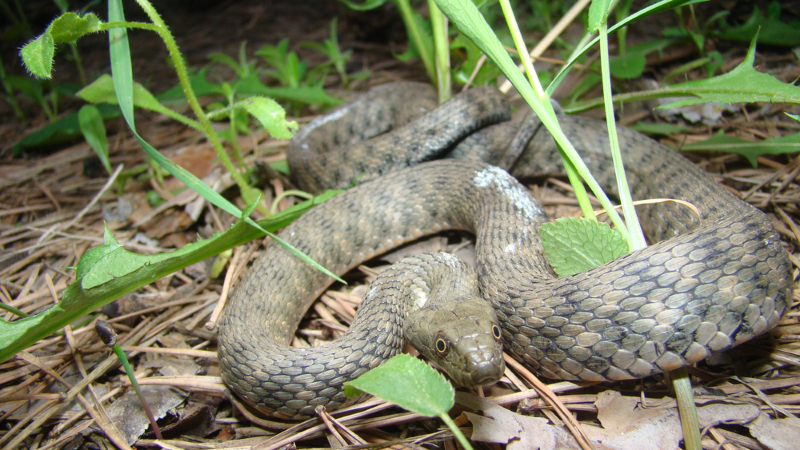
[218,83,794,419]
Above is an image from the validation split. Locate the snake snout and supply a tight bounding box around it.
[462,351,506,387]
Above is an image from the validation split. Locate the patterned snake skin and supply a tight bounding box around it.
[218,83,794,419]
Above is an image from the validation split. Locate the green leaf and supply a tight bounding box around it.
[269,159,290,174]
[156,68,223,101]
[235,74,342,107]
[77,74,162,111]
[540,217,629,277]
[21,12,102,78]
[108,0,134,128]
[682,130,800,168]
[237,96,299,140]
[716,5,800,47]
[339,0,391,11]
[4,75,45,102]
[546,0,705,96]
[0,191,339,364]
[20,33,55,78]
[156,71,343,108]
[587,0,612,32]
[78,105,110,174]
[451,33,502,86]
[629,122,693,136]
[208,52,245,78]
[344,354,454,417]
[661,33,800,108]
[48,12,102,43]
[787,113,800,123]
[11,104,121,155]
[609,51,646,79]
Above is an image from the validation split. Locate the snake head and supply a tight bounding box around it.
[404,297,505,387]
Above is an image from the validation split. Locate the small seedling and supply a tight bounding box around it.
[95,320,163,440]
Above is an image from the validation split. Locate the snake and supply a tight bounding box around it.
[217,82,794,420]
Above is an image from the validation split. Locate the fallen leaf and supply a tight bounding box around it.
[747,413,800,450]
[458,391,762,450]
[106,385,185,445]
[458,392,581,450]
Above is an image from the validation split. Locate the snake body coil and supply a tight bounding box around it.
[218,83,794,419]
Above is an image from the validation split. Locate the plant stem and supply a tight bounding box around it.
[498,0,546,100]
[95,320,163,440]
[112,344,163,439]
[429,0,451,102]
[597,22,646,251]
[396,0,436,83]
[0,301,28,318]
[101,21,161,32]
[498,0,597,221]
[671,367,701,450]
[439,412,473,450]
[132,0,268,216]
[0,54,25,122]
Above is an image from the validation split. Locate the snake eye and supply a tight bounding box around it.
[492,325,502,340]
[435,333,449,356]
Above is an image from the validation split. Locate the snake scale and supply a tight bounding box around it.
[218,83,794,419]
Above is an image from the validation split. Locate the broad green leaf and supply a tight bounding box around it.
[0,191,339,364]
[76,74,199,129]
[344,354,454,417]
[78,105,110,174]
[48,12,102,43]
[77,74,163,112]
[716,5,800,47]
[682,130,800,168]
[609,51,646,79]
[541,217,628,277]
[20,33,54,78]
[237,96,299,140]
[661,34,800,108]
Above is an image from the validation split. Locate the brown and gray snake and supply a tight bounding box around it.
[217,82,794,419]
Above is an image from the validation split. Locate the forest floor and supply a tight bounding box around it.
[1,1,799,449]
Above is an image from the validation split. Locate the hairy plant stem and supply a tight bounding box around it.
[132,0,267,215]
